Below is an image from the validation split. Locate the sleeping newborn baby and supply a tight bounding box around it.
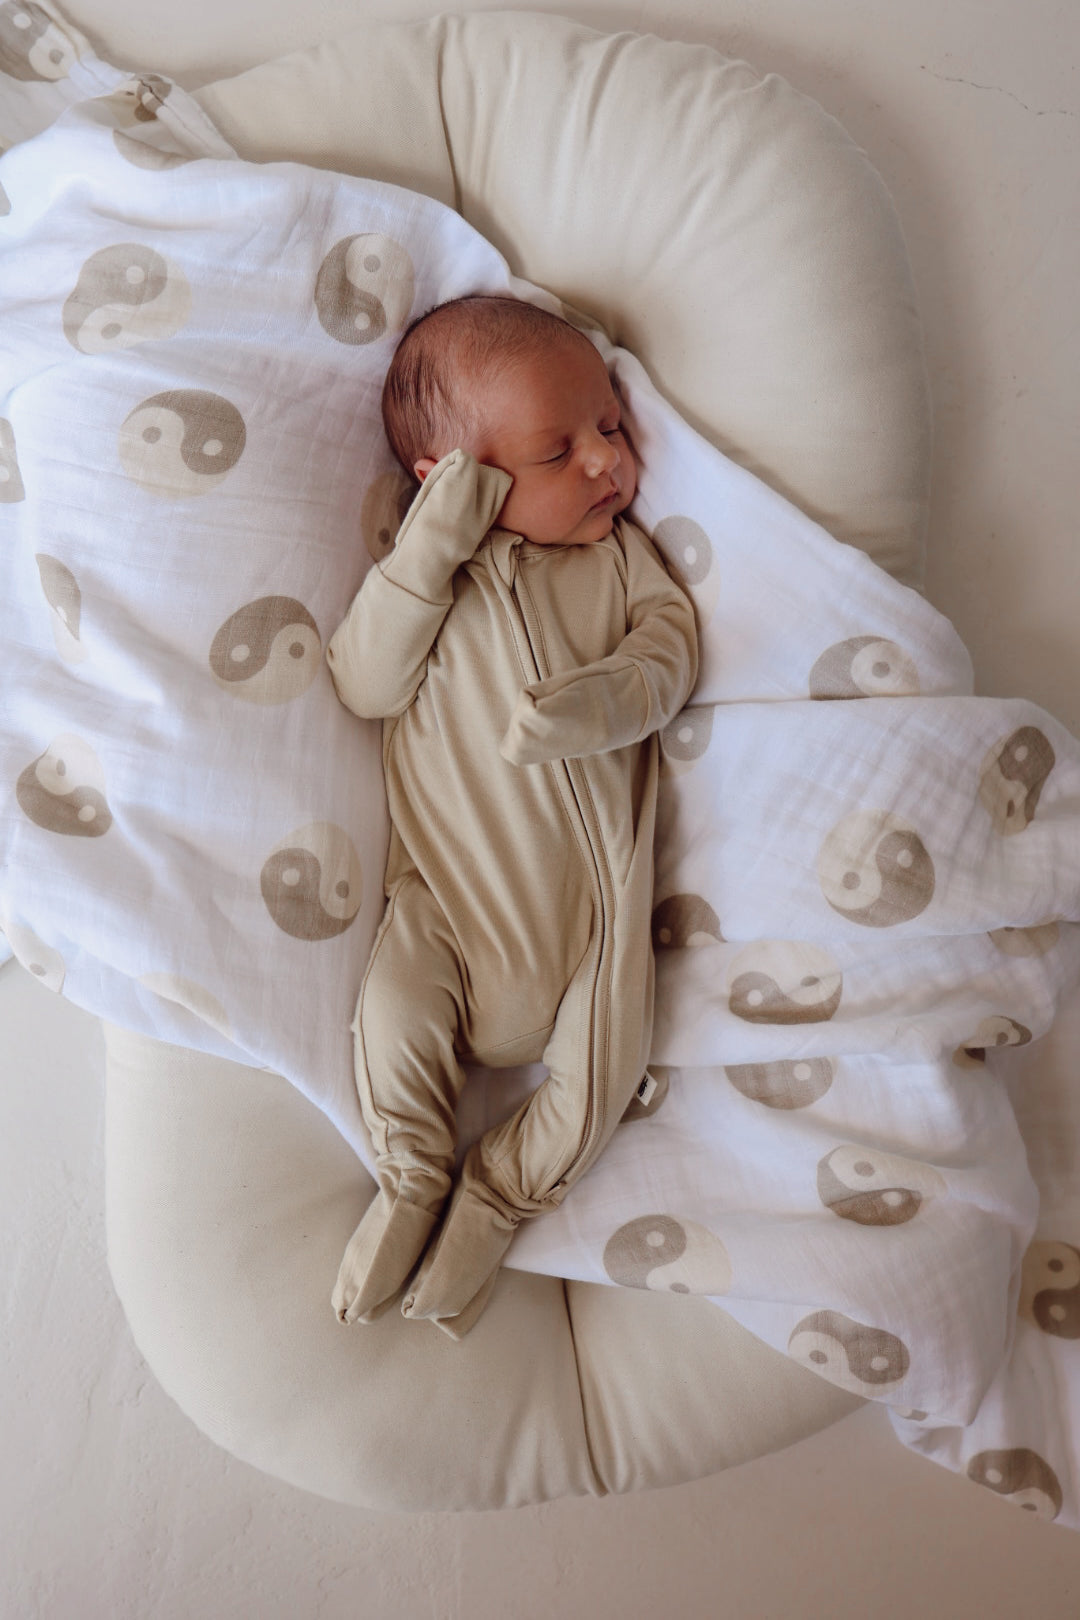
[327,294,698,1337]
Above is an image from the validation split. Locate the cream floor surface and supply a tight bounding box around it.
[2,1,1078,1616]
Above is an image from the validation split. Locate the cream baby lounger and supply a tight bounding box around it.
[100,12,932,1510]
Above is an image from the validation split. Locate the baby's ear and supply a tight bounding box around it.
[413,457,438,482]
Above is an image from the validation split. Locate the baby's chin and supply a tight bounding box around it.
[587,486,633,535]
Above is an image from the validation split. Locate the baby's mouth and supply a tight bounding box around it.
[589,486,620,513]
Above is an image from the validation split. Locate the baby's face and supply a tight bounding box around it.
[466,337,637,547]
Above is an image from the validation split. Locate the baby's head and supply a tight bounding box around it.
[382,294,637,547]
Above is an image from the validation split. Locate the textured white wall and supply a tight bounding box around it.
[4,0,1080,1615]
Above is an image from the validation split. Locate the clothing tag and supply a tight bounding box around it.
[636,1071,658,1107]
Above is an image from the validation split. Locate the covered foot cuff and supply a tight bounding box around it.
[400,1185,518,1339]
[332,1190,438,1325]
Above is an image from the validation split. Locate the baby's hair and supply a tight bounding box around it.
[381,294,592,475]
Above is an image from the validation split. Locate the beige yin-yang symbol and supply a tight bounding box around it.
[1,916,65,991]
[0,418,25,502]
[653,515,720,627]
[261,821,363,941]
[1019,1240,1080,1339]
[35,554,86,664]
[651,893,723,950]
[660,704,713,775]
[96,76,189,166]
[119,390,246,497]
[728,940,843,1024]
[361,469,414,564]
[817,1145,946,1226]
[0,1,76,81]
[209,596,321,705]
[952,1014,1032,1069]
[967,1449,1062,1521]
[16,733,112,837]
[63,244,191,355]
[978,726,1056,836]
[788,1309,910,1394]
[102,73,173,126]
[809,636,920,700]
[602,1213,732,1295]
[725,1057,835,1110]
[314,233,415,345]
[819,809,935,927]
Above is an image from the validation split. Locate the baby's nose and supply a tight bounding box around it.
[582,433,618,476]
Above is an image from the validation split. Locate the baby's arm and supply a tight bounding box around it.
[327,450,512,720]
[500,524,699,765]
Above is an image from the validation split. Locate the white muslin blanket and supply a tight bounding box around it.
[3,4,1080,1525]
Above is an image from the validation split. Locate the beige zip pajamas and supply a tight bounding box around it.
[327,449,698,1336]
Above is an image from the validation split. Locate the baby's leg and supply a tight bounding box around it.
[333,875,470,1324]
[402,928,652,1337]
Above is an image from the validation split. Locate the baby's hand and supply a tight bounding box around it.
[499,660,648,765]
[487,467,515,532]
[500,686,555,766]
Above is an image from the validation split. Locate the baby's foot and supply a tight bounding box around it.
[401,1184,518,1338]
[332,1189,437,1324]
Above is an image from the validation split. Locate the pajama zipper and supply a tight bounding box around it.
[512,563,617,1191]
